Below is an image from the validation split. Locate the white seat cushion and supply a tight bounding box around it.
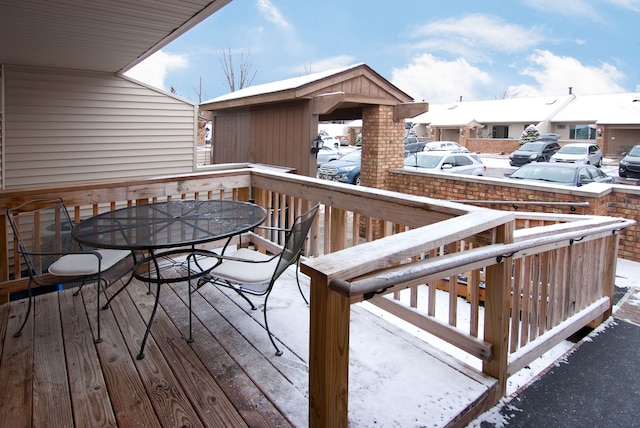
[212,248,279,284]
[48,249,131,276]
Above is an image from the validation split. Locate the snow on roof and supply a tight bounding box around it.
[551,92,640,124]
[412,93,640,127]
[412,95,575,126]
[203,63,365,104]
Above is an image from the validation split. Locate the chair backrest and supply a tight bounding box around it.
[8,197,81,277]
[272,203,320,282]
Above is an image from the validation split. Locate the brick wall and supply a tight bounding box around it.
[464,138,520,154]
[361,105,405,189]
[387,169,640,262]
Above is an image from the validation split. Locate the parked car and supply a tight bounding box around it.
[404,151,486,176]
[550,143,603,167]
[318,149,361,185]
[509,137,561,166]
[321,135,340,147]
[424,141,470,152]
[505,162,614,186]
[404,136,427,155]
[618,145,640,178]
[316,145,343,167]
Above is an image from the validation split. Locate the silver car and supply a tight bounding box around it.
[404,151,486,176]
[550,143,603,167]
[316,145,343,167]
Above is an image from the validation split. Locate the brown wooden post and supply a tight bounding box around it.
[600,232,620,320]
[308,273,350,428]
[482,221,514,399]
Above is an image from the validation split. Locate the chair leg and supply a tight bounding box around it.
[13,280,34,337]
[295,259,309,305]
[231,287,258,310]
[73,279,87,296]
[96,278,104,344]
[102,271,135,310]
[262,293,282,356]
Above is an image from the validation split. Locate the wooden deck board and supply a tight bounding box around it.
[34,292,74,427]
[0,269,497,427]
[1,300,33,428]
[75,284,158,427]
[157,278,294,427]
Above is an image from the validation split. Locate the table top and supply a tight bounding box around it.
[72,199,267,250]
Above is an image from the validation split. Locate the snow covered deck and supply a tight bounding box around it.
[0,266,497,427]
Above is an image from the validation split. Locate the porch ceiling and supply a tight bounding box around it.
[0,0,231,74]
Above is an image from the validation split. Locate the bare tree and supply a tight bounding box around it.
[219,47,257,92]
[193,76,205,104]
[496,86,521,99]
[303,62,313,75]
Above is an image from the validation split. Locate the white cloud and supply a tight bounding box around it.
[516,50,626,96]
[391,54,491,103]
[523,0,602,19]
[125,51,188,90]
[606,0,640,12]
[289,55,356,76]
[411,14,546,59]
[256,0,291,30]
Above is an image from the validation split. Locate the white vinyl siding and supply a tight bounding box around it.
[1,64,4,189]
[4,65,197,188]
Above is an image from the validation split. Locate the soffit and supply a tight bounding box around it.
[0,0,231,74]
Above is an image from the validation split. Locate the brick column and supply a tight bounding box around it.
[361,105,405,189]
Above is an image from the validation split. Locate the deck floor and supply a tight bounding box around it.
[0,266,496,427]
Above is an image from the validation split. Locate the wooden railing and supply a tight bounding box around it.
[0,166,634,427]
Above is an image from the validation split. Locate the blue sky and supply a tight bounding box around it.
[125,0,640,105]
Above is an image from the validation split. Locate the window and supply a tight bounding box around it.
[492,125,509,139]
[454,156,472,166]
[569,124,596,140]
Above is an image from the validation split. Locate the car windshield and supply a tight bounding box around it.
[519,142,545,152]
[405,154,444,168]
[628,146,640,157]
[339,150,361,162]
[558,146,587,154]
[510,165,576,184]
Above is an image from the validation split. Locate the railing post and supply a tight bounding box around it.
[308,274,350,428]
[600,232,620,321]
[482,221,514,399]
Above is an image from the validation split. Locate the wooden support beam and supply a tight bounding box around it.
[311,92,346,115]
[394,102,429,121]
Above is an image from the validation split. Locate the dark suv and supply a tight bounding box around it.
[509,134,561,167]
[404,136,426,156]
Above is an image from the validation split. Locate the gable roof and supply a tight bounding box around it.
[551,93,640,125]
[200,63,415,111]
[0,0,231,74]
[412,95,575,127]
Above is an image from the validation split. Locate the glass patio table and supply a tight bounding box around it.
[72,199,267,359]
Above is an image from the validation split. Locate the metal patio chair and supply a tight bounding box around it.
[7,197,136,340]
[195,203,319,355]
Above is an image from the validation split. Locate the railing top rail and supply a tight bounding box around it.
[250,168,487,227]
[302,210,514,282]
[311,216,635,299]
[513,216,630,242]
[0,166,255,212]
